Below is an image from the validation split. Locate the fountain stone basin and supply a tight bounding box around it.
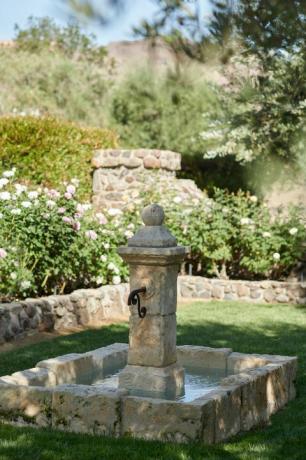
[0,342,297,443]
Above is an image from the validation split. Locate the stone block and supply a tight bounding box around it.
[276,294,289,303]
[199,386,241,443]
[11,368,57,387]
[224,293,238,301]
[52,385,124,436]
[121,396,205,442]
[177,345,231,369]
[237,284,250,297]
[85,343,128,375]
[128,314,177,367]
[143,156,161,169]
[212,285,224,299]
[119,363,184,397]
[227,352,268,373]
[36,353,94,385]
[264,289,275,302]
[0,383,52,426]
[129,265,179,316]
[250,289,262,299]
[242,368,270,429]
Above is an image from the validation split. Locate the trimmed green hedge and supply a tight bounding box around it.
[0,116,117,199]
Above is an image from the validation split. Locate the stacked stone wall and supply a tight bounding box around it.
[0,284,129,345]
[178,276,306,304]
[92,149,203,210]
[0,277,305,344]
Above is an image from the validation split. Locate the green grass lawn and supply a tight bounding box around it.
[0,300,306,460]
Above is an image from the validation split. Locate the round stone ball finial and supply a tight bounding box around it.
[141,204,165,226]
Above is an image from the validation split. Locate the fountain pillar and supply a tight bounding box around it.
[118,203,188,397]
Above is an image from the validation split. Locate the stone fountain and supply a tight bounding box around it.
[0,204,297,443]
[117,203,186,399]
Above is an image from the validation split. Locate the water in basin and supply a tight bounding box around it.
[90,365,228,402]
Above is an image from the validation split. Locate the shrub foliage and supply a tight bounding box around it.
[0,116,117,199]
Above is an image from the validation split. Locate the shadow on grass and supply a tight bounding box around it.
[1,307,306,459]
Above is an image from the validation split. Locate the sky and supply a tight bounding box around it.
[0,0,161,45]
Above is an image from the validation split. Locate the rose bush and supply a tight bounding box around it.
[140,187,306,280]
[0,170,138,301]
[0,169,304,301]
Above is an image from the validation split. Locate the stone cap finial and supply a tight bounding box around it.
[142,204,164,226]
[127,203,177,248]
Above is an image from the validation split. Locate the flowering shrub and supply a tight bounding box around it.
[0,169,304,300]
[0,170,138,301]
[141,187,306,280]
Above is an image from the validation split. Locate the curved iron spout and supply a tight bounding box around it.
[128,287,147,318]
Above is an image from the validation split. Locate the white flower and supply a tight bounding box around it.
[240,217,252,225]
[107,262,120,274]
[96,276,104,285]
[71,178,80,186]
[124,230,134,239]
[11,208,21,215]
[3,169,15,178]
[28,191,39,199]
[64,192,73,200]
[10,272,17,280]
[15,184,27,195]
[112,275,121,285]
[100,255,107,262]
[21,201,32,208]
[66,184,76,195]
[250,195,258,203]
[58,207,66,214]
[0,212,3,219]
[43,213,50,219]
[20,280,31,290]
[289,227,298,236]
[127,223,135,230]
[85,230,98,240]
[0,178,9,188]
[173,196,182,204]
[46,200,56,208]
[273,252,280,261]
[262,232,271,238]
[0,248,7,258]
[107,208,122,216]
[103,242,110,250]
[0,191,11,200]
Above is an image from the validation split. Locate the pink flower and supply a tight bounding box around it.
[0,248,7,258]
[47,189,60,199]
[85,230,98,240]
[62,216,72,224]
[74,213,82,219]
[58,207,66,214]
[66,184,76,195]
[73,221,81,231]
[64,192,73,200]
[96,212,108,225]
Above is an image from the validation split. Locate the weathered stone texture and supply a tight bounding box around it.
[128,313,177,367]
[52,385,124,436]
[91,149,204,212]
[178,276,306,305]
[0,345,297,444]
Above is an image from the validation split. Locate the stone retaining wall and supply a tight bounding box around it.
[0,284,129,345]
[178,276,306,304]
[1,277,305,344]
[92,149,203,211]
